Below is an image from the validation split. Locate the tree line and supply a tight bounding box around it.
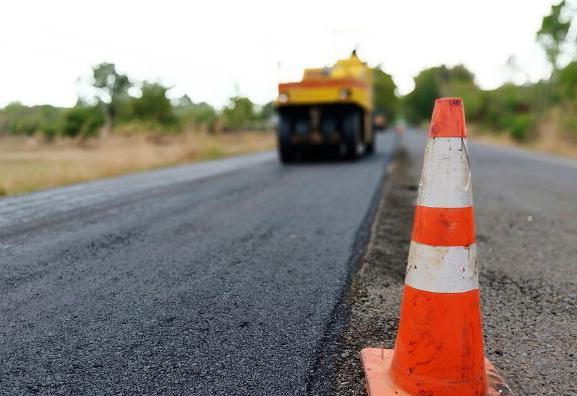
[0,63,275,139]
[403,62,576,142]
[403,0,577,142]
[0,1,574,143]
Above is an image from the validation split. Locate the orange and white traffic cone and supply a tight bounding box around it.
[360,98,512,396]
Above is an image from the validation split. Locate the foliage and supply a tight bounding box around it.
[403,63,542,140]
[404,65,472,122]
[509,113,535,142]
[258,101,275,121]
[403,67,442,124]
[372,67,398,121]
[130,82,176,127]
[221,96,256,130]
[0,103,62,137]
[92,63,131,106]
[91,63,131,135]
[61,105,104,138]
[478,84,532,130]
[556,61,577,101]
[537,0,572,73]
[175,95,217,130]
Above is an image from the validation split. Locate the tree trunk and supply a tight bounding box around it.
[100,105,112,139]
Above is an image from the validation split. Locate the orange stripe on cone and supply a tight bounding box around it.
[359,98,511,396]
[390,286,486,395]
[412,206,476,247]
[429,98,467,138]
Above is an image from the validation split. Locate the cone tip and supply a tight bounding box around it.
[436,97,463,104]
[429,97,467,138]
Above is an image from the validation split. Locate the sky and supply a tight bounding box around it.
[0,0,565,109]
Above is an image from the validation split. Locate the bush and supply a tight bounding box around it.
[130,82,176,127]
[556,61,577,102]
[175,97,217,131]
[61,106,104,138]
[509,114,535,142]
[0,103,62,137]
[403,65,478,124]
[477,84,535,134]
[221,96,256,130]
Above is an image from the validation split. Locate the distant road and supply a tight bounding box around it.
[0,133,396,394]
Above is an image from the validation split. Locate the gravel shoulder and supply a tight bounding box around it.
[334,131,576,395]
[333,146,417,395]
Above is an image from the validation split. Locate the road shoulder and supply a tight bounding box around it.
[333,147,417,395]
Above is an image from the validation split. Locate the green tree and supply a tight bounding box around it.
[537,0,572,75]
[221,96,255,130]
[92,63,131,137]
[439,65,482,120]
[372,67,398,121]
[404,68,441,123]
[403,65,481,123]
[0,102,62,138]
[478,83,536,141]
[174,95,217,131]
[258,101,275,121]
[557,61,577,101]
[131,82,176,126]
[61,105,104,138]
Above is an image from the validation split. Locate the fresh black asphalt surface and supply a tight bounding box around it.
[0,133,396,394]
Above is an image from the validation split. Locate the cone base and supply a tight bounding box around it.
[360,348,512,396]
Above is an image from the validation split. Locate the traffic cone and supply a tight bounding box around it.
[360,98,512,395]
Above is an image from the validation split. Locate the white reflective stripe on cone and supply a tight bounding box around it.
[405,241,479,293]
[417,137,473,208]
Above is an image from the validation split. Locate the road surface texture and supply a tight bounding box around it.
[0,133,396,395]
[334,129,577,395]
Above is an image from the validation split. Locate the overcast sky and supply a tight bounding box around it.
[0,0,564,108]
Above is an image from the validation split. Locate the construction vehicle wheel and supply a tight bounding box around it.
[342,109,362,160]
[278,141,296,163]
[278,114,295,163]
[366,136,375,154]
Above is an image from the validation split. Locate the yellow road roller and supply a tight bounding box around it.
[275,51,374,162]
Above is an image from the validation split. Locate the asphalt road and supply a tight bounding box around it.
[335,129,577,395]
[461,133,577,394]
[0,133,396,395]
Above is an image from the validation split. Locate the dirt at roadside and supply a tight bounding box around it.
[333,147,418,395]
[0,131,274,196]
